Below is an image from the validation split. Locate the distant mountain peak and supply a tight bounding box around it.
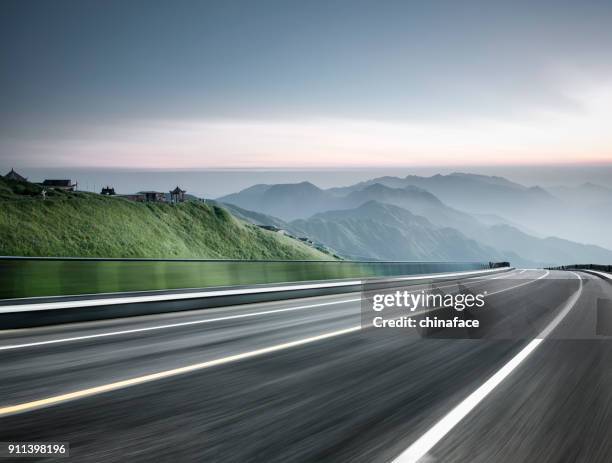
[237,183,271,194]
[527,185,556,198]
[268,181,322,192]
[580,182,610,192]
[361,182,428,193]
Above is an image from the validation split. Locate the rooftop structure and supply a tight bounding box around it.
[138,191,166,202]
[41,179,77,191]
[4,169,27,182]
[170,186,186,203]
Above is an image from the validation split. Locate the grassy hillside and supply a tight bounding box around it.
[0,178,332,259]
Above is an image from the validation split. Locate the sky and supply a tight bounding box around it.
[1,0,612,170]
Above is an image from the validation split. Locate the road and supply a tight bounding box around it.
[0,269,611,462]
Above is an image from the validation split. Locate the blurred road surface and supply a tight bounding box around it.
[0,269,611,462]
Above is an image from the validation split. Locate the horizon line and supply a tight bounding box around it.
[3,160,612,172]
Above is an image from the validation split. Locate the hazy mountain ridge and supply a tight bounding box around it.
[549,182,612,202]
[291,201,502,261]
[478,224,612,266]
[330,173,612,249]
[342,183,488,239]
[218,173,612,265]
[213,201,288,229]
[329,172,558,212]
[219,178,482,230]
[218,181,344,221]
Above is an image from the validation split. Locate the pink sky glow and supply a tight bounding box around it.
[4,81,612,169]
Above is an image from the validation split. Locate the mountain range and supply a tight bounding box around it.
[330,173,612,250]
[217,173,612,266]
[292,201,499,261]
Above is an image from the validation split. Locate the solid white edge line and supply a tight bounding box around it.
[0,268,536,415]
[0,326,361,417]
[484,270,549,296]
[392,271,583,463]
[379,270,548,325]
[0,268,510,314]
[1,267,518,303]
[0,298,362,351]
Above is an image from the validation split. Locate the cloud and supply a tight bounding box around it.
[2,80,612,169]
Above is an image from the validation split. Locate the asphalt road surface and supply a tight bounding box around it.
[0,269,611,462]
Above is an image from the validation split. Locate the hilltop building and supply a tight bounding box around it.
[100,186,116,195]
[170,186,186,203]
[41,179,77,191]
[138,191,166,202]
[4,169,27,182]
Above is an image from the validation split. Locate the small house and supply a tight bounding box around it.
[42,179,77,191]
[169,186,186,203]
[100,186,116,195]
[4,169,27,182]
[138,191,166,202]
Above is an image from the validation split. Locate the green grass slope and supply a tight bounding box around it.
[0,178,332,260]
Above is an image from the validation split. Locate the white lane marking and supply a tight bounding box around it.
[468,269,519,281]
[0,298,362,351]
[381,270,548,322]
[0,269,520,351]
[2,268,513,304]
[393,272,583,463]
[0,268,509,313]
[0,268,533,415]
[494,269,520,278]
[484,270,549,296]
[537,273,583,338]
[0,326,361,417]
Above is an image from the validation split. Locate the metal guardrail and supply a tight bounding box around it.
[0,257,508,300]
[0,267,512,329]
[548,264,612,273]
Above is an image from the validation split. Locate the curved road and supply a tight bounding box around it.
[0,269,611,462]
